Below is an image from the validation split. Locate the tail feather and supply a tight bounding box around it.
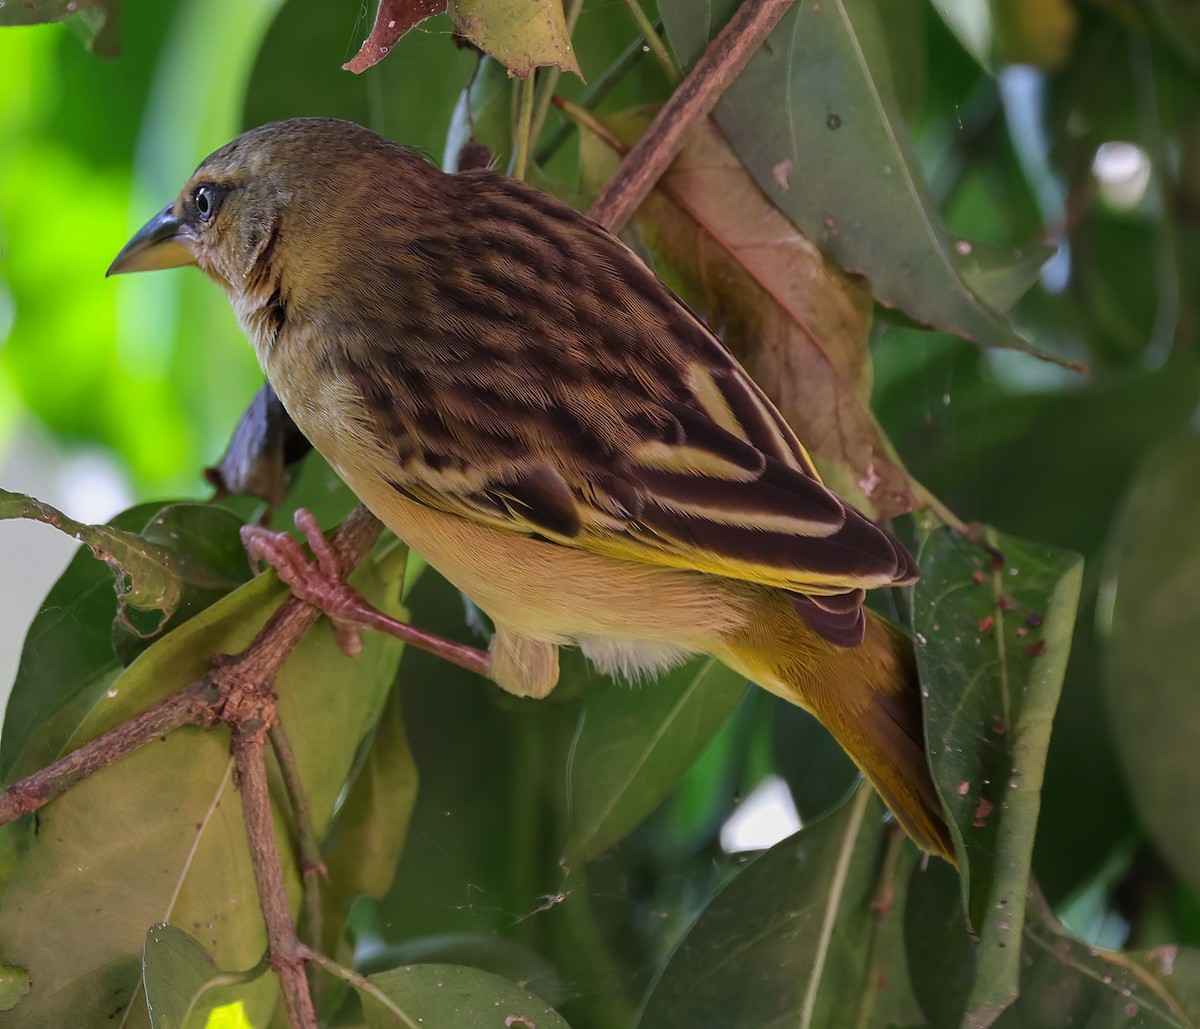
[721,591,955,863]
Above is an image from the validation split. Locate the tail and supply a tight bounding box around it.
[720,591,955,863]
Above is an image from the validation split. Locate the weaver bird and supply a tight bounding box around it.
[109,118,953,861]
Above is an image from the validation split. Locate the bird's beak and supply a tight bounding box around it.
[106,205,196,276]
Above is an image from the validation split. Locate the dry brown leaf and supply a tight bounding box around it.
[580,108,916,520]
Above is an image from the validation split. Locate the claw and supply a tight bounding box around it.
[240,512,365,657]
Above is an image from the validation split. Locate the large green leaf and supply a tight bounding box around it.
[319,681,419,957]
[908,864,1200,1027]
[1102,434,1200,898]
[565,655,747,860]
[0,546,406,1026]
[636,788,926,1027]
[659,0,1054,358]
[914,525,1083,1023]
[359,963,570,1028]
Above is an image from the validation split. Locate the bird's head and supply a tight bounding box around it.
[107,118,412,296]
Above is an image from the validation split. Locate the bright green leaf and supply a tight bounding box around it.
[320,681,419,956]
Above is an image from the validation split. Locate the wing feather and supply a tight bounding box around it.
[343,170,916,646]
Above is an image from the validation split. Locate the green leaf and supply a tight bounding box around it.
[909,864,1200,1027]
[1102,434,1200,898]
[320,682,419,956]
[636,789,921,1027]
[359,963,570,1029]
[1,502,162,783]
[0,489,182,622]
[142,923,266,1029]
[1001,894,1200,1027]
[659,0,1065,363]
[113,504,254,662]
[914,525,1083,1023]
[0,964,30,1012]
[0,542,406,1025]
[444,57,516,173]
[565,656,747,860]
[449,0,580,79]
[930,0,993,70]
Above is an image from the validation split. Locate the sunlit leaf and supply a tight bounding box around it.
[914,524,1083,1023]
[578,109,916,518]
[637,789,925,1027]
[142,923,266,1029]
[1102,435,1200,898]
[360,963,569,1028]
[659,0,1069,365]
[565,653,747,860]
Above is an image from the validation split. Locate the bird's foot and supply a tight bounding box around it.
[241,509,492,678]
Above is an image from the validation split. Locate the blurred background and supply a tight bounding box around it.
[2,0,1199,947]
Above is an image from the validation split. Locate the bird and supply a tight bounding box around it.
[108,117,953,862]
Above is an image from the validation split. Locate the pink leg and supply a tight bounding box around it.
[242,509,491,678]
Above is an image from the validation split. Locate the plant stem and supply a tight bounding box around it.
[513,74,536,181]
[234,722,316,1028]
[621,0,679,83]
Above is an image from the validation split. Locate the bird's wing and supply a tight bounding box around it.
[339,173,915,644]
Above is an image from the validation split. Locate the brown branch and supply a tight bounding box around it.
[586,0,796,232]
[0,506,385,832]
[0,679,217,825]
[234,722,316,1028]
[269,719,327,976]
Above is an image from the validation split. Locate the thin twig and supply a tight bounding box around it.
[620,0,680,83]
[269,720,327,970]
[0,679,217,826]
[588,0,795,232]
[513,74,536,181]
[534,29,655,167]
[298,943,421,1028]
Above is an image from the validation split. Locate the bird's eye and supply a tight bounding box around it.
[193,185,219,222]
